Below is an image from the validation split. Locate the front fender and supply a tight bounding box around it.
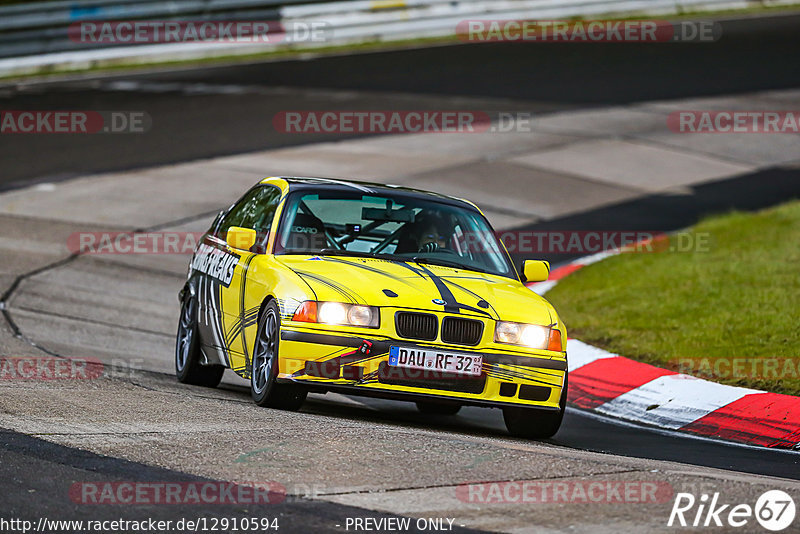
[178,277,198,303]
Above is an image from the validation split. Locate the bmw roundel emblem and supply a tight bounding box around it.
[432,298,447,306]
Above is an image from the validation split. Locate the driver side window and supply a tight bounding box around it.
[215,185,281,254]
[217,185,281,245]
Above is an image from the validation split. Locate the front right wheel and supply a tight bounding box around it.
[250,300,307,410]
[503,375,568,439]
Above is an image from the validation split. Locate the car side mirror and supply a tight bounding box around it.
[226,226,256,251]
[521,260,550,283]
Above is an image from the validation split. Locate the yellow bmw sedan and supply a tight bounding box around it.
[176,177,568,438]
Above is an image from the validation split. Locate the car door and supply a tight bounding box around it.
[214,185,282,374]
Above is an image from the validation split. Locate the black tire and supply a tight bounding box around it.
[250,300,307,410]
[415,401,461,415]
[175,290,224,388]
[503,374,568,439]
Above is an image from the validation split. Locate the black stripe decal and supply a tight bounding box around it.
[294,270,363,304]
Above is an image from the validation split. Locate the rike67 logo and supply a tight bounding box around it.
[668,490,796,531]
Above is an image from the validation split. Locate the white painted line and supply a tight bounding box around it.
[595,374,762,429]
[567,339,618,372]
[528,249,620,296]
[576,249,617,266]
[529,280,557,295]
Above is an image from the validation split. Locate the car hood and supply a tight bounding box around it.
[276,255,554,325]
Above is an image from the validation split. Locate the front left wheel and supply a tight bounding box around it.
[250,300,307,410]
[175,291,224,388]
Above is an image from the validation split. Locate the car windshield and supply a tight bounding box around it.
[275,190,515,277]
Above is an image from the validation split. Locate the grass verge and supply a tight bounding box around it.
[546,200,800,396]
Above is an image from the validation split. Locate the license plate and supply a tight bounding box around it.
[388,346,483,376]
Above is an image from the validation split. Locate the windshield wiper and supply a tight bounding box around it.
[316,248,372,258]
[317,249,409,262]
[411,256,469,270]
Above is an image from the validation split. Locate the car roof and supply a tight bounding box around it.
[261,176,481,212]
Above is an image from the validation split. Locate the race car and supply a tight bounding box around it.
[176,177,568,438]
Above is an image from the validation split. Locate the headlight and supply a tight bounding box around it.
[520,324,549,348]
[495,321,561,351]
[318,302,348,325]
[347,305,374,327]
[293,301,379,328]
[495,321,521,344]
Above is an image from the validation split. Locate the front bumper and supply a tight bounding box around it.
[277,327,567,409]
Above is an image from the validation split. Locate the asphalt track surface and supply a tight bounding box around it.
[2,393,797,530]
[301,395,800,481]
[1,13,800,188]
[0,430,484,533]
[1,10,800,531]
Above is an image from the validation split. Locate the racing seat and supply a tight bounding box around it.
[285,212,328,251]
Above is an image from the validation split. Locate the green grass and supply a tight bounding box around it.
[547,201,800,396]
